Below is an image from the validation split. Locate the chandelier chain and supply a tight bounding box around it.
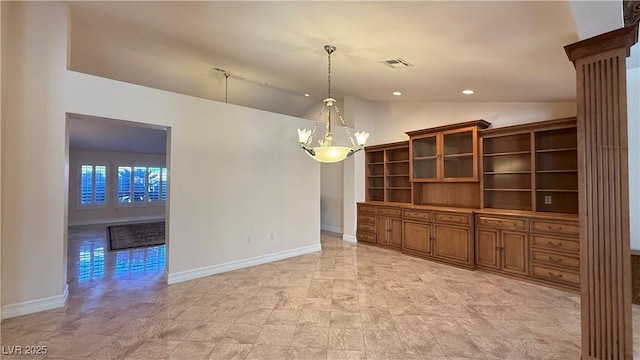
[327,50,331,99]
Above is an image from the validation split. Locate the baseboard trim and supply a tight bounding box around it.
[167,243,322,284]
[69,215,165,227]
[343,234,357,243]
[321,224,343,234]
[2,284,68,319]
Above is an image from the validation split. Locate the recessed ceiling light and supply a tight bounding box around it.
[462,89,475,95]
[392,91,402,96]
[304,93,310,97]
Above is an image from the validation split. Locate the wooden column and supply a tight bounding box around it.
[565,25,638,360]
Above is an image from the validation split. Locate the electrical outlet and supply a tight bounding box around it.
[544,195,552,205]
[269,235,274,241]
[247,236,252,243]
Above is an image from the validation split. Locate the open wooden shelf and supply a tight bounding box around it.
[483,151,531,157]
[484,171,532,175]
[536,169,577,173]
[536,147,578,153]
[481,118,578,214]
[445,152,473,158]
[365,142,411,203]
[484,188,532,192]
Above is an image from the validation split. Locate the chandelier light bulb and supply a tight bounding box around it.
[297,128,312,144]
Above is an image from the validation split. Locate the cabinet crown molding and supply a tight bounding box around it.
[405,119,490,137]
[564,24,638,63]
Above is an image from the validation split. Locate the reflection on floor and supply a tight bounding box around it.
[2,226,640,359]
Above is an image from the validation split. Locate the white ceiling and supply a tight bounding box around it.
[68,114,167,154]
[63,1,628,154]
[68,1,580,115]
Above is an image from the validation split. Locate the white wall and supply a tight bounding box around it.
[2,1,320,315]
[569,0,623,40]
[3,1,70,311]
[320,163,343,233]
[368,101,577,145]
[628,47,639,250]
[68,149,166,226]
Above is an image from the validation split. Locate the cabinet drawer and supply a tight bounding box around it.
[358,215,376,224]
[434,212,470,225]
[476,216,527,230]
[403,210,431,222]
[358,222,375,232]
[531,220,579,236]
[357,231,376,243]
[358,205,378,215]
[531,250,580,269]
[531,264,580,286]
[530,235,579,253]
[379,208,402,217]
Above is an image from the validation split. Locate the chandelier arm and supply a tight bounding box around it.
[333,105,359,148]
[305,103,329,148]
[306,120,319,148]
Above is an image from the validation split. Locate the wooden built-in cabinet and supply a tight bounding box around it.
[404,209,474,268]
[358,117,581,292]
[356,203,474,268]
[473,211,579,290]
[528,218,580,289]
[365,142,411,203]
[376,207,403,248]
[481,118,578,214]
[356,204,377,244]
[407,120,490,182]
[475,214,529,276]
[405,120,489,209]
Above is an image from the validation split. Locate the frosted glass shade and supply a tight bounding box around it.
[309,146,353,163]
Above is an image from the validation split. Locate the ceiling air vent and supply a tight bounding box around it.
[383,58,413,68]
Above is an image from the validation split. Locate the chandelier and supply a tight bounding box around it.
[298,45,369,163]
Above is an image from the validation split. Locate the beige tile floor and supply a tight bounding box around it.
[2,226,640,359]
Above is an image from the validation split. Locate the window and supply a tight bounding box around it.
[118,166,167,204]
[80,164,107,206]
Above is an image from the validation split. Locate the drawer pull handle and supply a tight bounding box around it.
[547,241,561,247]
[548,256,563,263]
[548,272,563,279]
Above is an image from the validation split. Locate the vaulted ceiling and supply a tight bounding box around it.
[66,1,635,155]
[68,1,582,118]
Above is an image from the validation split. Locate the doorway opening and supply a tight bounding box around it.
[65,113,170,298]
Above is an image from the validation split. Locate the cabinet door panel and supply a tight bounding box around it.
[501,231,528,275]
[412,135,438,180]
[390,218,403,247]
[433,225,470,264]
[376,217,389,245]
[442,128,476,180]
[403,221,431,255]
[476,229,499,270]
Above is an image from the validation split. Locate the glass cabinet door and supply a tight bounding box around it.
[442,130,474,179]
[412,135,437,179]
